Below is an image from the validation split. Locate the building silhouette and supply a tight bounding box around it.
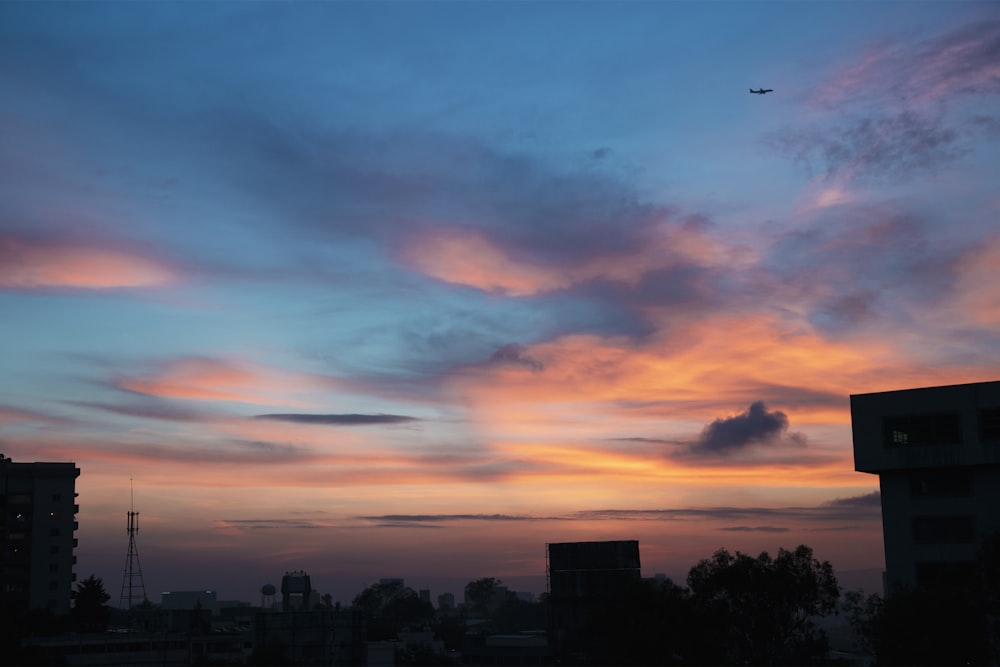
[852,380,1000,591]
[281,570,312,611]
[0,456,80,615]
[547,539,641,662]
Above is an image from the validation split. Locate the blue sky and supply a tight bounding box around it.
[2,1,998,604]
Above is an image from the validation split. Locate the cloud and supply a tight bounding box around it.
[358,498,882,528]
[812,20,1000,108]
[771,110,964,183]
[774,20,1000,183]
[574,500,881,524]
[67,399,213,422]
[489,343,544,372]
[0,235,175,290]
[114,356,338,406]
[358,513,548,525]
[720,526,790,533]
[826,491,881,508]
[759,206,968,334]
[253,413,418,425]
[692,401,795,455]
[0,404,73,425]
[214,518,335,531]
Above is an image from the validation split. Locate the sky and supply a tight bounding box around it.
[2,0,999,606]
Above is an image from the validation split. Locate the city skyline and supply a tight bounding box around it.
[2,2,998,605]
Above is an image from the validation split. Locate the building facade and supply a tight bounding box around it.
[851,381,1000,591]
[0,456,80,615]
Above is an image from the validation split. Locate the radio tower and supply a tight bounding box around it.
[119,478,148,624]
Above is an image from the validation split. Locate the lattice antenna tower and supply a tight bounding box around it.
[119,477,148,618]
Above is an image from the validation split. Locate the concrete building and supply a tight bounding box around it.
[0,456,80,615]
[852,380,1000,591]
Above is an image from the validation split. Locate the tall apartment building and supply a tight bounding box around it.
[0,456,80,615]
[851,381,1000,591]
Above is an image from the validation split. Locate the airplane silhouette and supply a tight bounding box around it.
[750,88,773,95]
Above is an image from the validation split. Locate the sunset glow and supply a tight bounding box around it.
[2,2,998,604]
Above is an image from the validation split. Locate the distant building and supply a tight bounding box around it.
[281,570,312,611]
[0,456,80,615]
[547,540,641,662]
[437,592,454,610]
[161,590,218,613]
[852,380,1000,591]
[419,588,431,605]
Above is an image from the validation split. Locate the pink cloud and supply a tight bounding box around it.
[0,235,175,289]
[115,357,337,407]
[812,20,1000,108]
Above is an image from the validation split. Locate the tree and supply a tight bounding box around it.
[464,577,505,618]
[585,576,692,665]
[72,574,111,633]
[351,580,434,640]
[685,544,839,665]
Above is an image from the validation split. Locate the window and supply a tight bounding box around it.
[916,561,976,589]
[909,468,972,497]
[912,515,977,544]
[883,413,962,447]
[979,407,1000,442]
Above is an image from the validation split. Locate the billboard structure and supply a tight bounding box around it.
[547,540,641,662]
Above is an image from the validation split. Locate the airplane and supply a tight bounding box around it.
[750,88,773,95]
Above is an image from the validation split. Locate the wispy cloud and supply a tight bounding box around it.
[0,235,175,290]
[114,356,338,407]
[812,20,1000,108]
[489,343,544,372]
[358,496,882,528]
[253,413,418,425]
[774,20,1000,183]
[827,490,881,507]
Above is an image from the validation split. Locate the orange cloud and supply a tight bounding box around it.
[443,311,1000,480]
[951,239,1000,327]
[400,223,730,296]
[0,236,174,289]
[116,357,337,407]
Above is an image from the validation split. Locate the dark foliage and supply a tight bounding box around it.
[464,576,505,618]
[685,544,839,665]
[351,580,434,640]
[71,574,111,633]
[847,533,1000,665]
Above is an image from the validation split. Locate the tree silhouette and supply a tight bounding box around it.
[464,577,505,618]
[351,580,433,640]
[72,574,111,633]
[686,544,839,664]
